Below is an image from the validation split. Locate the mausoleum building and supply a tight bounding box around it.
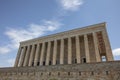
[0,22,119,80]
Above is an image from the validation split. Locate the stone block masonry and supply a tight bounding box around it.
[0,22,118,80]
[0,61,120,80]
[14,22,114,67]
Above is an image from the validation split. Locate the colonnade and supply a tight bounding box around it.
[14,30,113,67]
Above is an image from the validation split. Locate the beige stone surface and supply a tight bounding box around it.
[40,42,45,66]
[93,32,101,62]
[14,46,22,67]
[76,36,81,63]
[23,45,31,66]
[53,40,57,65]
[0,61,120,80]
[0,22,117,80]
[14,22,114,67]
[46,41,51,65]
[68,37,72,64]
[60,39,64,64]
[84,34,90,63]
[34,44,40,66]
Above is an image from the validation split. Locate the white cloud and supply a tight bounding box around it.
[113,48,120,56]
[0,47,11,54]
[0,20,62,54]
[60,0,83,11]
[7,58,15,66]
[0,58,15,67]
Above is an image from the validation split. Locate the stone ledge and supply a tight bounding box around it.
[0,61,120,72]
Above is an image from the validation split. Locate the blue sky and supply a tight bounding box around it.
[0,0,120,67]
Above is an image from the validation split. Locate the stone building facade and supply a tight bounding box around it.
[0,22,120,80]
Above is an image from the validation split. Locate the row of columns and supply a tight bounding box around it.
[14,31,113,67]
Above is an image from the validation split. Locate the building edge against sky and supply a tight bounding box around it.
[0,22,120,80]
[14,22,114,67]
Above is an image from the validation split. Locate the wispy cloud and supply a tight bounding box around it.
[59,0,83,11]
[0,20,62,54]
[0,0,84,67]
[7,58,15,66]
[113,48,120,56]
[0,46,10,54]
[0,58,15,67]
[6,20,62,48]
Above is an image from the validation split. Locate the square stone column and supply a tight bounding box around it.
[19,46,27,67]
[84,34,90,63]
[46,41,51,65]
[53,40,57,65]
[102,29,114,61]
[34,44,40,66]
[40,42,45,66]
[68,37,72,64]
[93,32,101,62]
[23,45,31,66]
[76,35,81,63]
[14,46,22,67]
[28,45,36,66]
[60,39,64,64]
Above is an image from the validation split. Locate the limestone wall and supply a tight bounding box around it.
[0,61,120,80]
